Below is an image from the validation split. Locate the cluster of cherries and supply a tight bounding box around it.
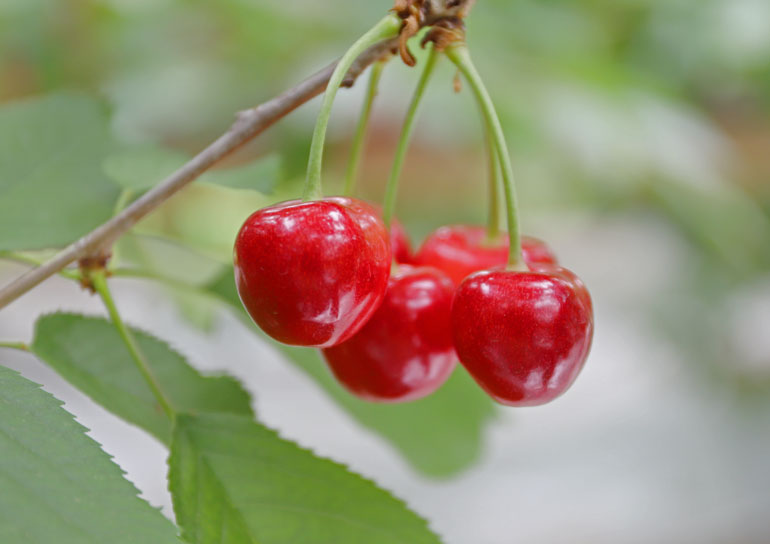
[233,12,593,407]
[234,203,593,406]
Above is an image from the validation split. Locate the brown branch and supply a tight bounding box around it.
[0,37,399,309]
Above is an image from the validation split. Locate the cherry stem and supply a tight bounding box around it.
[90,269,176,421]
[344,59,388,196]
[483,122,501,241]
[446,44,523,268]
[303,14,402,201]
[383,45,440,228]
[0,341,29,351]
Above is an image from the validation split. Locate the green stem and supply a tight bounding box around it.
[0,251,80,280]
[446,44,524,268]
[90,270,175,420]
[0,341,29,351]
[0,251,40,268]
[483,122,501,241]
[303,14,402,201]
[383,46,440,228]
[344,60,387,196]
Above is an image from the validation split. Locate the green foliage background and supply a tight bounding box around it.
[0,1,769,540]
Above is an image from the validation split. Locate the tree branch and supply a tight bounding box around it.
[0,37,399,310]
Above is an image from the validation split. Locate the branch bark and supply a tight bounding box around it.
[0,37,398,309]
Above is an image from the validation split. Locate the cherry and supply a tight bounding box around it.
[534,264,594,315]
[322,265,456,403]
[451,266,593,406]
[389,217,414,264]
[234,197,391,348]
[414,225,557,286]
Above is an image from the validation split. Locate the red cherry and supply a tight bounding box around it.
[389,217,414,264]
[451,267,593,406]
[234,197,391,348]
[414,225,557,286]
[322,265,457,403]
[529,263,594,315]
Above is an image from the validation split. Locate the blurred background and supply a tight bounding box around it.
[1,0,769,542]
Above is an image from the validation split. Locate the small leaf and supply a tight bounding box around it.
[103,144,279,193]
[31,313,253,444]
[206,270,496,477]
[0,92,120,251]
[169,413,442,544]
[0,365,181,544]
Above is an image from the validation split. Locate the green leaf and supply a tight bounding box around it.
[0,365,181,544]
[0,92,120,251]
[31,313,253,444]
[169,413,441,544]
[270,346,493,477]
[206,270,496,478]
[103,145,279,193]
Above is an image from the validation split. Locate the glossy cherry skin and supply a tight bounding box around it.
[414,225,557,286]
[533,264,593,316]
[451,267,593,406]
[389,218,414,264]
[234,197,391,348]
[322,265,457,403]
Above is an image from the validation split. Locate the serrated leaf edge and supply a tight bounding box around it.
[0,365,183,540]
[32,311,253,403]
[171,413,443,544]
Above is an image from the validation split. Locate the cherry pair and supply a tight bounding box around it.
[403,223,592,406]
[417,226,593,406]
[234,197,456,403]
[323,223,576,405]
